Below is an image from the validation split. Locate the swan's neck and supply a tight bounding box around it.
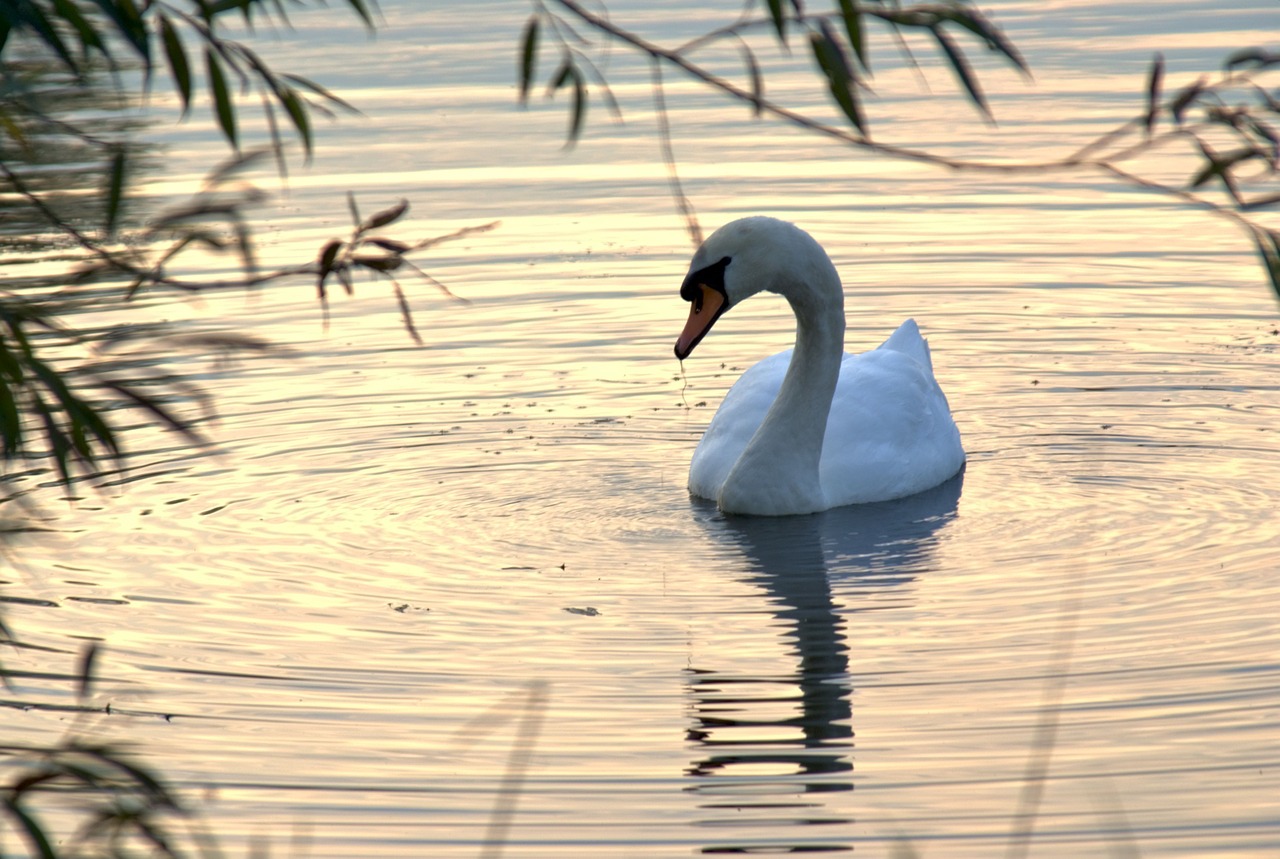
[719,280,845,515]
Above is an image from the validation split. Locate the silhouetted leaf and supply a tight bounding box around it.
[809,21,866,136]
[936,5,1029,75]
[76,643,100,701]
[280,74,359,113]
[103,146,126,239]
[354,254,404,274]
[51,0,105,57]
[206,49,238,148]
[158,14,192,113]
[278,86,312,157]
[519,14,539,103]
[343,0,375,28]
[740,44,763,116]
[367,237,410,253]
[1144,53,1163,135]
[1225,48,1280,72]
[1170,76,1207,124]
[361,199,409,231]
[932,28,990,119]
[837,0,868,72]
[766,0,787,45]
[1250,226,1280,301]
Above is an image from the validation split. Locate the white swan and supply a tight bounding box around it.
[675,216,964,516]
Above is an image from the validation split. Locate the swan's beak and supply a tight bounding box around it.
[675,284,728,360]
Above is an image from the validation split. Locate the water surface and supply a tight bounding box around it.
[3,2,1279,856]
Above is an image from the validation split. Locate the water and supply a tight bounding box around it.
[3,2,1280,856]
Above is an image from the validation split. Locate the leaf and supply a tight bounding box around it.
[158,14,192,114]
[353,254,404,274]
[360,199,409,231]
[519,14,540,104]
[932,28,991,120]
[809,21,866,136]
[103,146,126,239]
[278,86,313,158]
[51,0,105,57]
[548,59,587,145]
[1170,76,1207,124]
[568,65,587,143]
[1144,53,1163,135]
[837,0,868,72]
[1250,226,1280,302]
[935,5,1029,76]
[740,44,763,117]
[1225,48,1280,72]
[205,49,238,148]
[76,642,100,701]
[766,0,787,45]
[343,0,375,29]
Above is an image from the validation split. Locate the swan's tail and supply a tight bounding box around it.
[877,318,934,372]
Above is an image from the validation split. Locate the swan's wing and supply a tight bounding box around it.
[875,317,933,373]
[820,341,964,506]
[688,349,793,500]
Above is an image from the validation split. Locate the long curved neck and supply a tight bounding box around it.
[718,271,845,515]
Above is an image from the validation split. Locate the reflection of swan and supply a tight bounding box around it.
[684,473,963,850]
[675,216,965,516]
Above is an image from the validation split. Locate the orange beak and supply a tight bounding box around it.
[675,284,728,360]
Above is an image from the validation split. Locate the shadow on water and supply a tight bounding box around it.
[683,471,964,854]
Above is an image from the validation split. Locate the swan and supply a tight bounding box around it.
[675,216,964,516]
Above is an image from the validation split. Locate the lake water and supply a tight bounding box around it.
[3,1,1279,856]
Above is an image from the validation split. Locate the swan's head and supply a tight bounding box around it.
[675,216,835,360]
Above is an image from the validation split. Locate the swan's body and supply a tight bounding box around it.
[675,217,964,516]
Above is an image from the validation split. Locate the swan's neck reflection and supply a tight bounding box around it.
[685,513,852,786]
[683,473,963,850]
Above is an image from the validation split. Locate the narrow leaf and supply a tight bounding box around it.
[206,49,238,148]
[809,22,866,136]
[932,28,991,120]
[76,642,100,701]
[159,15,192,113]
[766,0,787,45]
[1250,227,1280,302]
[519,15,540,104]
[103,146,126,239]
[568,65,587,143]
[360,199,409,231]
[838,0,868,72]
[1144,53,1163,135]
[1170,76,1206,124]
[937,6,1030,75]
[278,86,313,158]
[740,44,763,117]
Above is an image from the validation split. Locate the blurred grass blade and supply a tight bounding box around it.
[1144,53,1164,135]
[76,642,101,701]
[740,44,763,116]
[103,146,126,239]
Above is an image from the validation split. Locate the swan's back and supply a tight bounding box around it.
[688,319,963,508]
